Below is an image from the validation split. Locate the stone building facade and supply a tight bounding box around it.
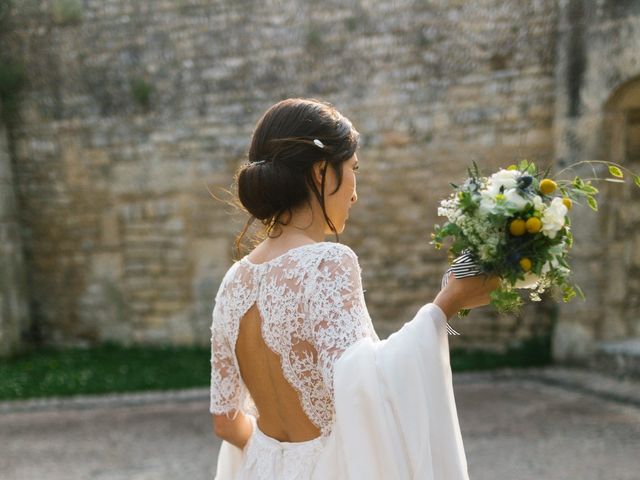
[0,0,638,364]
[0,121,31,357]
[552,0,640,363]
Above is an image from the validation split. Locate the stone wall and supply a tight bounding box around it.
[5,0,561,352]
[553,0,640,363]
[0,121,31,357]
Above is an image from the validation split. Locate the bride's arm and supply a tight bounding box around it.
[210,291,254,450]
[433,272,500,319]
[212,411,253,449]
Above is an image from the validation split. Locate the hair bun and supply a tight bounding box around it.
[233,98,360,256]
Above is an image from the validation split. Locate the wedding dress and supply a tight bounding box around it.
[210,241,469,479]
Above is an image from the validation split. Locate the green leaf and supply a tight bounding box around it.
[565,229,573,248]
[579,182,598,194]
[471,161,480,178]
[608,165,623,178]
[518,160,527,171]
[557,255,570,269]
[634,175,640,188]
[587,196,598,211]
[562,285,576,302]
[489,289,524,314]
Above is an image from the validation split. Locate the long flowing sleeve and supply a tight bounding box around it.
[312,303,470,480]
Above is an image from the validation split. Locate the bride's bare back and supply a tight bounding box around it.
[209,242,378,442]
[236,302,321,441]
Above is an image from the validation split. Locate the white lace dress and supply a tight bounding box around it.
[209,241,379,479]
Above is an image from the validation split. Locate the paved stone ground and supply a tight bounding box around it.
[1,367,639,480]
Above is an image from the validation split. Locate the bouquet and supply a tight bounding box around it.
[431,159,640,315]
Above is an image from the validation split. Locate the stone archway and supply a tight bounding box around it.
[598,77,640,340]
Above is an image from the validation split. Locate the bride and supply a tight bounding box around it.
[210,98,499,479]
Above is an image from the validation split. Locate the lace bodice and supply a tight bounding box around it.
[209,241,379,437]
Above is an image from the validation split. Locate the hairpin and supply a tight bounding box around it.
[253,160,267,165]
[313,139,325,149]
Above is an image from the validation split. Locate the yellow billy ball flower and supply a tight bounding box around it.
[539,179,557,195]
[525,217,542,234]
[562,197,572,210]
[509,219,526,236]
[519,257,532,272]
[507,164,518,171]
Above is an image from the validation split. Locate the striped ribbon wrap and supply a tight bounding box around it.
[440,249,483,336]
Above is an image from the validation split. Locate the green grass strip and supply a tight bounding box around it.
[0,336,551,401]
[0,342,211,401]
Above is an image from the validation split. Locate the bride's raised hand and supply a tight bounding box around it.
[433,272,500,320]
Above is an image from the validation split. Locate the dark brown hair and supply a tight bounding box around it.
[231,98,359,258]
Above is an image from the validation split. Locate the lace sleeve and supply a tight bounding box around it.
[209,298,242,416]
[308,245,376,396]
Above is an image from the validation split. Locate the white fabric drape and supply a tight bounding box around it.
[214,303,469,480]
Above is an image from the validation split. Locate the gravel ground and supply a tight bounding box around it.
[1,367,639,480]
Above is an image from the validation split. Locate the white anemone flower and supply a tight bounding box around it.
[485,169,519,196]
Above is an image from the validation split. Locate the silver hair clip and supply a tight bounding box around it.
[253,160,267,165]
[313,139,325,149]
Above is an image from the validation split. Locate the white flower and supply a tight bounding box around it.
[437,197,460,221]
[485,169,519,195]
[478,243,496,261]
[503,188,529,211]
[541,197,568,239]
[491,169,519,188]
[479,193,496,214]
[533,195,545,212]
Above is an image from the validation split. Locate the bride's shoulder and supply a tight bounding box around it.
[315,241,356,257]
[315,242,361,271]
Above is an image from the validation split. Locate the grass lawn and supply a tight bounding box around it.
[0,342,211,401]
[0,336,551,401]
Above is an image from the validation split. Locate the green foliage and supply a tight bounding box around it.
[0,342,211,400]
[457,190,477,213]
[517,158,536,174]
[0,61,26,123]
[0,339,553,402]
[345,16,358,32]
[417,30,432,48]
[306,29,323,49]
[490,288,524,313]
[608,165,623,178]
[130,77,153,109]
[450,334,552,371]
[0,0,11,26]
[52,0,83,25]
